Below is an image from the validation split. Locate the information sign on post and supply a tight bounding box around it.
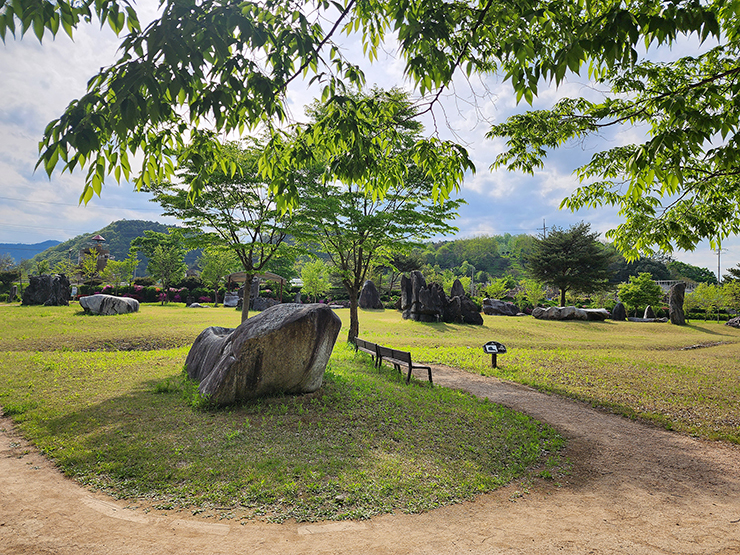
[482,341,507,368]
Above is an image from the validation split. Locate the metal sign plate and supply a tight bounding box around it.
[483,341,507,354]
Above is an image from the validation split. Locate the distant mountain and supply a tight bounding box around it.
[31,220,200,276]
[0,240,61,263]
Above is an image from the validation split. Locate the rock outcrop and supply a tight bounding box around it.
[359,280,383,309]
[400,271,482,325]
[21,274,70,306]
[79,294,139,315]
[669,283,687,325]
[185,303,342,405]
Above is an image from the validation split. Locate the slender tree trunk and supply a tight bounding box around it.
[214,287,219,307]
[560,288,566,307]
[347,287,359,343]
[240,274,254,323]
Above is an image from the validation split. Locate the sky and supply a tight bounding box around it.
[0,3,737,278]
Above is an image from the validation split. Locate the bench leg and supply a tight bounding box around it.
[406,366,412,384]
[427,367,433,386]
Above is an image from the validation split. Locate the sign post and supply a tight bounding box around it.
[482,341,507,368]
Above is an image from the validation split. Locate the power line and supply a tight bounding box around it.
[0,195,163,211]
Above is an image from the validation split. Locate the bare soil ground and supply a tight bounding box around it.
[2,364,739,554]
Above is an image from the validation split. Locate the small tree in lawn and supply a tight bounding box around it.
[101,253,138,296]
[149,244,186,304]
[198,247,240,306]
[617,273,665,317]
[516,278,545,309]
[147,139,313,322]
[79,251,99,285]
[529,222,613,307]
[687,283,728,321]
[296,89,468,342]
[301,260,331,303]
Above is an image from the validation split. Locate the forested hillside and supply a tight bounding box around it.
[31,220,200,276]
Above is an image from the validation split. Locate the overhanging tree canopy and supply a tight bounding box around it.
[3,0,736,256]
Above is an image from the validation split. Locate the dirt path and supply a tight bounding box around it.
[2,365,739,554]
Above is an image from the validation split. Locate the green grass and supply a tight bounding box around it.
[341,309,740,443]
[0,303,564,522]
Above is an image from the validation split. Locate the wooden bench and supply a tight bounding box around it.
[354,338,433,386]
[354,338,380,367]
[377,345,433,386]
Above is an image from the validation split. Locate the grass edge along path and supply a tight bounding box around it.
[0,338,565,523]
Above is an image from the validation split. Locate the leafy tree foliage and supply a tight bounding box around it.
[0,253,15,272]
[147,140,313,321]
[79,251,99,283]
[100,252,138,295]
[609,256,671,284]
[300,259,331,303]
[7,0,732,258]
[528,222,612,307]
[617,272,665,317]
[148,244,186,304]
[724,262,740,283]
[667,260,718,284]
[685,282,728,320]
[300,89,465,341]
[198,247,241,307]
[515,278,545,309]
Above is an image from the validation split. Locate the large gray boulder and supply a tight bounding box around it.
[611,302,627,321]
[22,274,70,306]
[223,293,239,307]
[532,306,609,321]
[669,283,686,325]
[185,303,342,405]
[359,280,383,309]
[79,294,139,315]
[460,297,484,325]
[644,305,656,319]
[252,296,280,312]
[482,299,520,316]
[726,316,740,329]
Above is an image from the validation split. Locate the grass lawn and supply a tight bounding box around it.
[347,309,740,443]
[0,303,564,522]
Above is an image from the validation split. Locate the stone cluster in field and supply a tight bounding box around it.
[186,303,342,405]
[400,271,483,325]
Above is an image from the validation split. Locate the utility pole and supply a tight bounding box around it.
[540,219,548,238]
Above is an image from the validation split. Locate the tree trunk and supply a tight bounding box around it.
[347,287,359,343]
[560,288,566,307]
[214,287,219,307]
[240,274,254,323]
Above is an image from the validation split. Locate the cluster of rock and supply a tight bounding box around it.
[79,294,139,315]
[482,299,521,316]
[21,274,70,306]
[400,271,482,325]
[185,303,341,405]
[532,306,610,321]
[359,280,383,309]
[726,316,740,329]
